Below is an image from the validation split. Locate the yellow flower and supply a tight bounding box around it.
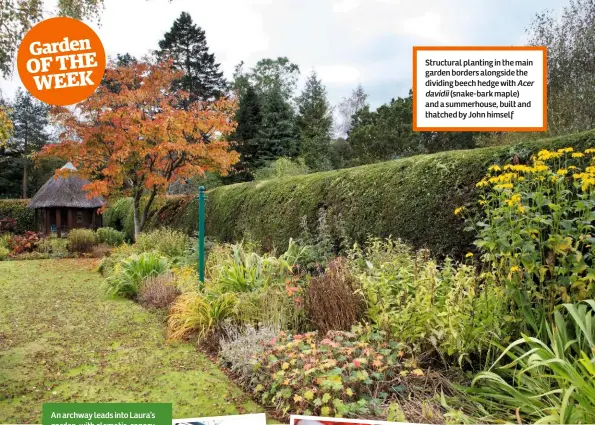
[568,165,578,170]
[582,177,595,192]
[585,148,595,154]
[510,266,520,273]
[557,169,568,176]
[454,207,465,216]
[488,164,502,172]
[479,200,487,206]
[465,252,474,258]
[518,205,526,213]
[558,147,573,154]
[495,183,514,190]
[572,152,585,158]
[476,179,489,188]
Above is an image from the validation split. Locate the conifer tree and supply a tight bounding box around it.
[7,89,50,198]
[297,71,333,170]
[231,84,263,178]
[257,82,299,161]
[158,12,227,103]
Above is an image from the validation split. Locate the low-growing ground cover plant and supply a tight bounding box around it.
[249,326,429,419]
[219,322,281,383]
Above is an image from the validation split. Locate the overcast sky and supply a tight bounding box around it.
[1,0,567,109]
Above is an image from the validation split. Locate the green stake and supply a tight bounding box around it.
[198,186,206,283]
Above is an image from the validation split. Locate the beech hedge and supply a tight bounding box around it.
[107,130,595,257]
[0,199,35,233]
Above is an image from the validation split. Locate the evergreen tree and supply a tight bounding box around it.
[7,89,50,198]
[158,12,227,103]
[297,71,332,170]
[231,84,263,179]
[257,82,299,161]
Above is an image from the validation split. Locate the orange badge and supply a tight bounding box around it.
[17,17,106,106]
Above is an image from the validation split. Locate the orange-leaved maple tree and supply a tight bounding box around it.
[39,59,239,237]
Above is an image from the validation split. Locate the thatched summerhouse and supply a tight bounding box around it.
[28,162,104,237]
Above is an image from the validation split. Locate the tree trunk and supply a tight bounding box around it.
[133,189,143,240]
[22,161,28,199]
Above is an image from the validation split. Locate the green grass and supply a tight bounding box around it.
[0,259,265,423]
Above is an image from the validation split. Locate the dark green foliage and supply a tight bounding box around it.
[5,88,50,198]
[158,11,227,103]
[257,82,299,160]
[105,130,595,258]
[230,84,263,180]
[348,90,480,164]
[0,199,35,233]
[202,130,595,257]
[297,71,333,171]
[103,197,135,240]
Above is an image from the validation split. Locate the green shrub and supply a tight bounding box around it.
[103,197,135,240]
[67,229,98,254]
[351,238,508,362]
[105,252,170,298]
[136,228,190,259]
[0,246,9,261]
[0,233,10,249]
[119,130,595,258]
[96,227,125,247]
[0,200,35,233]
[468,301,595,424]
[37,237,69,258]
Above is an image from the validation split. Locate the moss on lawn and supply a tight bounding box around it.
[0,259,264,423]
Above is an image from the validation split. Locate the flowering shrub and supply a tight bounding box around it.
[250,326,420,418]
[463,147,595,325]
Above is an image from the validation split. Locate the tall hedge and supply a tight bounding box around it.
[0,200,35,233]
[107,130,595,257]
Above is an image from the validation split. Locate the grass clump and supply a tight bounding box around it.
[105,252,170,299]
[138,272,180,310]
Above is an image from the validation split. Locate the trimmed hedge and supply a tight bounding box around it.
[107,129,595,257]
[0,199,35,233]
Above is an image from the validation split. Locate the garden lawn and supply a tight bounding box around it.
[0,259,264,423]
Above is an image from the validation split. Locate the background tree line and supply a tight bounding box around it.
[0,0,593,198]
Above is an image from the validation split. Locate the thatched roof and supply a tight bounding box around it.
[28,163,105,209]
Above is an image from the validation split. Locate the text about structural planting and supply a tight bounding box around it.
[413,47,547,131]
